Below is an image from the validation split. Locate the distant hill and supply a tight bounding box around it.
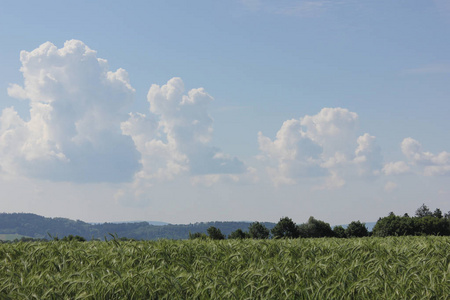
[0,213,275,240]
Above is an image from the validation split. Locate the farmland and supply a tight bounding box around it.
[1,237,449,299]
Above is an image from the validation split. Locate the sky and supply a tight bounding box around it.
[0,0,449,225]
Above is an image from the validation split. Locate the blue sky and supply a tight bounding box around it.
[0,0,449,224]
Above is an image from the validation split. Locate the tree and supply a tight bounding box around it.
[333,225,346,238]
[248,222,270,239]
[228,229,249,239]
[207,226,225,240]
[372,214,414,237]
[433,208,443,219]
[415,204,432,218]
[271,217,300,239]
[189,232,208,240]
[297,217,335,238]
[445,211,450,220]
[345,221,368,237]
[61,235,86,242]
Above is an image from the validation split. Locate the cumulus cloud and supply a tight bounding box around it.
[258,107,382,187]
[124,77,245,179]
[354,133,382,176]
[117,77,246,205]
[400,137,450,176]
[382,161,410,175]
[3,40,245,192]
[1,40,140,182]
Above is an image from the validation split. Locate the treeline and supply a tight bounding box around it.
[1,204,449,241]
[190,217,369,240]
[372,204,450,237]
[191,204,450,240]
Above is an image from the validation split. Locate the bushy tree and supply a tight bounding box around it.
[297,217,335,238]
[373,207,450,237]
[345,221,368,237]
[333,225,346,238]
[228,229,249,239]
[248,222,270,239]
[415,204,432,218]
[188,232,208,240]
[433,208,443,219]
[271,217,300,239]
[414,216,450,236]
[61,235,86,242]
[372,214,414,237]
[207,226,225,240]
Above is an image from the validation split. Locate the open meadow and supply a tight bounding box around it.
[1,236,449,299]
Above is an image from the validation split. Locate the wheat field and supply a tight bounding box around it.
[0,236,449,299]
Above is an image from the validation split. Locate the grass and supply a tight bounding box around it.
[0,236,449,299]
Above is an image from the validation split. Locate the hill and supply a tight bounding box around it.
[0,213,275,240]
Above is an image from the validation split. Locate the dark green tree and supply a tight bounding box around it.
[61,235,86,242]
[415,204,432,218]
[207,226,225,240]
[228,229,249,239]
[297,217,335,238]
[372,214,414,237]
[333,225,346,238]
[345,221,368,237]
[414,216,450,236]
[433,208,443,219]
[188,232,208,240]
[271,217,300,239]
[248,222,270,239]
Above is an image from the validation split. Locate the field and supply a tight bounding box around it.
[0,237,449,299]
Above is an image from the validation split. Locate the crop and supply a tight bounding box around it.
[0,236,449,299]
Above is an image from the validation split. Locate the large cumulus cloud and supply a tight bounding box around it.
[117,78,246,205]
[121,77,245,181]
[2,41,245,190]
[2,40,140,182]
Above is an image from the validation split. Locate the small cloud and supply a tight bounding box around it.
[403,63,450,75]
[384,181,398,192]
[239,0,337,17]
[402,137,450,175]
[276,1,330,17]
[313,171,345,190]
[382,161,410,175]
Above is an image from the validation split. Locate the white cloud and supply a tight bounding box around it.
[384,181,398,192]
[354,133,382,176]
[1,40,139,182]
[382,161,410,175]
[144,77,245,177]
[401,137,450,176]
[258,107,381,187]
[117,77,246,205]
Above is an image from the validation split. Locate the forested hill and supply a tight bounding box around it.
[0,213,275,240]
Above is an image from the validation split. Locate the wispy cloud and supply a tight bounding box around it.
[403,63,450,75]
[275,1,331,17]
[239,0,336,17]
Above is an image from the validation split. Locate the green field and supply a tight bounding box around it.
[0,237,449,299]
